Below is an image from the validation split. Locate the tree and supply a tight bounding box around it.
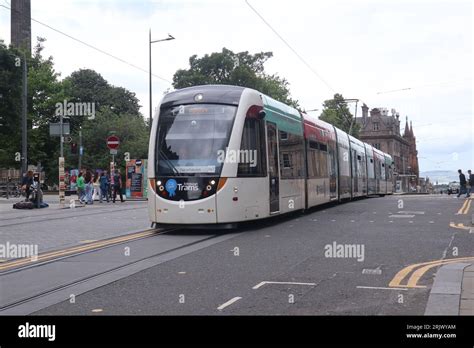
[319,93,360,138]
[0,37,147,185]
[173,48,299,108]
[78,108,149,171]
[0,42,22,167]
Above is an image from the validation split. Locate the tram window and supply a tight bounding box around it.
[237,119,266,177]
[319,143,328,152]
[357,155,361,161]
[279,131,304,179]
[309,140,318,150]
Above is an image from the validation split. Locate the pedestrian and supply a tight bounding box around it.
[99,171,110,203]
[457,169,467,198]
[21,170,34,201]
[76,172,85,203]
[112,169,124,203]
[84,170,94,204]
[467,169,473,198]
[93,172,100,201]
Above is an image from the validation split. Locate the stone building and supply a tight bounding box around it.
[10,0,31,54]
[355,104,419,192]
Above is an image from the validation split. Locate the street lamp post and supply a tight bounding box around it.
[149,30,175,131]
[341,98,359,136]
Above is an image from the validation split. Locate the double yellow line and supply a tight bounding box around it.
[0,229,158,272]
[389,256,474,288]
[457,198,472,215]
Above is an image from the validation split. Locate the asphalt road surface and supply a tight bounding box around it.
[0,194,472,315]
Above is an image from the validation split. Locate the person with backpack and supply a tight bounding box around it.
[112,169,124,203]
[76,172,85,204]
[21,170,34,201]
[99,171,110,203]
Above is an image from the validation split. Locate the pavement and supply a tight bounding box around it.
[0,195,150,256]
[0,194,472,315]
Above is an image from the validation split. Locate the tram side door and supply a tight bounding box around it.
[267,122,280,214]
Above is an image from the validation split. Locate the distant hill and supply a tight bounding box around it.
[420,170,459,184]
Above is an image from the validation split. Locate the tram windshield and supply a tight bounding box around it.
[156,104,237,176]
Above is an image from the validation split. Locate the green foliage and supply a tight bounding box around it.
[319,93,360,137]
[173,48,299,108]
[0,37,147,184]
[78,108,149,172]
[0,42,22,167]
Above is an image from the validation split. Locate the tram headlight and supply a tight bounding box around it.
[210,180,216,185]
[206,185,212,191]
[157,180,162,186]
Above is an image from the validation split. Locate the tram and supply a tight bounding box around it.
[148,85,393,228]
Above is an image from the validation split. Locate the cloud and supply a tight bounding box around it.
[0,0,471,172]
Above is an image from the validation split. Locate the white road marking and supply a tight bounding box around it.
[389,221,393,223]
[217,297,242,310]
[429,221,434,224]
[389,215,415,218]
[331,219,336,222]
[252,281,317,290]
[398,211,425,215]
[178,271,186,274]
[350,220,355,222]
[357,286,408,291]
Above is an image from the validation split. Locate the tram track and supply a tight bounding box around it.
[0,228,224,312]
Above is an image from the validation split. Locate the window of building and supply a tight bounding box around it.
[282,153,291,168]
[373,122,379,131]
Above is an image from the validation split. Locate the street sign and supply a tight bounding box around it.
[64,136,72,144]
[110,149,118,155]
[79,146,84,156]
[49,122,70,136]
[107,135,120,150]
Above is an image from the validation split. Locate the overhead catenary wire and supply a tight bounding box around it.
[0,4,172,84]
[244,0,335,94]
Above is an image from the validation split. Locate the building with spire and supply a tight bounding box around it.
[10,0,32,55]
[355,105,420,192]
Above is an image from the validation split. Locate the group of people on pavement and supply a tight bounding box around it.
[76,169,124,204]
[458,169,474,198]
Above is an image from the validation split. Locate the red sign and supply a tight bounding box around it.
[107,135,120,149]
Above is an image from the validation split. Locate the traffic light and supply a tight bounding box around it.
[71,142,77,154]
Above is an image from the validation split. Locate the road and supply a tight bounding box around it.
[0,194,472,315]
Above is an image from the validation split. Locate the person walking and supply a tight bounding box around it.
[112,169,124,203]
[457,169,467,198]
[76,172,85,204]
[467,169,473,198]
[84,170,94,204]
[99,171,110,203]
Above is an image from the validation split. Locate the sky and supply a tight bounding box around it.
[0,0,472,172]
